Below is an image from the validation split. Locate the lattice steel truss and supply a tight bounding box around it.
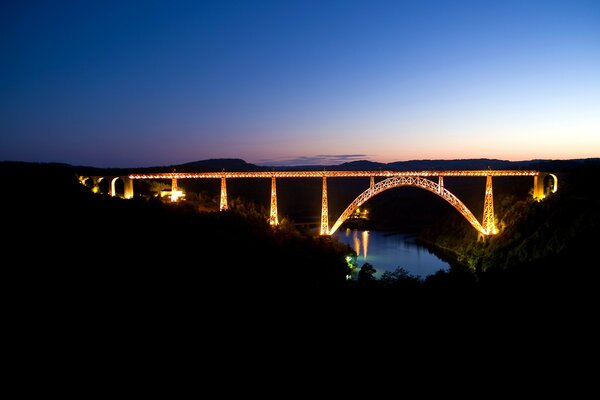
[130,170,538,180]
[220,177,227,211]
[320,177,329,235]
[482,175,497,235]
[124,169,546,236]
[269,177,278,226]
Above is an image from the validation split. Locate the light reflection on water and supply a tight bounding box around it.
[362,230,369,260]
[335,228,449,279]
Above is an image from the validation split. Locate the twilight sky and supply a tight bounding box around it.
[1,0,599,167]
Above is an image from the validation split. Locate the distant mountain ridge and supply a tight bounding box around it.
[70,157,600,175]
[270,158,600,172]
[181,158,263,170]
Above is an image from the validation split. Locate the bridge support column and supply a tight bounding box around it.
[370,176,374,192]
[320,177,329,235]
[533,173,557,201]
[269,177,278,226]
[123,177,134,199]
[91,177,100,193]
[482,175,497,235]
[438,176,444,194]
[220,177,228,211]
[170,178,178,202]
[533,175,543,200]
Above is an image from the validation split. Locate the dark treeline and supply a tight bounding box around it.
[419,165,600,295]
[2,162,355,326]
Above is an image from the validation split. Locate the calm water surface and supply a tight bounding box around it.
[333,228,450,279]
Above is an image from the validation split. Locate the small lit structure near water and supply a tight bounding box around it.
[159,177,185,202]
[160,189,185,202]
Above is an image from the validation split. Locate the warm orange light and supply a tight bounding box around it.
[353,230,360,256]
[170,190,184,202]
[362,230,369,260]
[160,189,185,202]
[129,170,539,180]
[128,169,549,237]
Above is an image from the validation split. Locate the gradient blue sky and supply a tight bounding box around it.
[1,0,599,167]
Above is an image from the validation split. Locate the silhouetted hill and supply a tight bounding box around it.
[381,158,597,171]
[272,163,342,171]
[272,158,600,172]
[387,158,514,170]
[419,163,600,299]
[517,158,600,171]
[181,158,267,171]
[335,160,386,170]
[386,158,600,171]
[74,158,268,175]
[66,157,600,175]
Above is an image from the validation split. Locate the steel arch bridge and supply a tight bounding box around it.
[79,169,558,237]
[328,175,485,235]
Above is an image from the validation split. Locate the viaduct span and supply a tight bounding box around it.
[80,170,557,236]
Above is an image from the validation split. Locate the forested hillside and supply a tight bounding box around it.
[420,166,600,295]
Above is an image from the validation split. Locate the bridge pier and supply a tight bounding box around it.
[220,177,228,211]
[110,176,134,198]
[533,175,542,200]
[320,177,329,235]
[438,176,444,194]
[370,176,374,192]
[123,177,134,198]
[269,177,278,226]
[170,178,179,202]
[482,175,497,235]
[533,173,558,201]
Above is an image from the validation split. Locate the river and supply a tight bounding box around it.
[333,228,450,279]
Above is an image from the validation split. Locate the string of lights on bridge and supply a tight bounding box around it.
[128,170,539,179]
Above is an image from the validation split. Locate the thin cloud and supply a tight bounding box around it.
[256,154,369,166]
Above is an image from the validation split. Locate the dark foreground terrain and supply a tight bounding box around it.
[3,161,599,330]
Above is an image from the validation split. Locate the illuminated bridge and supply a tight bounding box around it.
[80,170,557,236]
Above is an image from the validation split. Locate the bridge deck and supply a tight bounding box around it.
[129,170,538,179]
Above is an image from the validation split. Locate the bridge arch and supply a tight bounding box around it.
[110,177,123,197]
[328,176,486,236]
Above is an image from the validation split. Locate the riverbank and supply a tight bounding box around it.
[416,236,467,270]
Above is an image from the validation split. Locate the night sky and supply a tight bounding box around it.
[1,0,599,167]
